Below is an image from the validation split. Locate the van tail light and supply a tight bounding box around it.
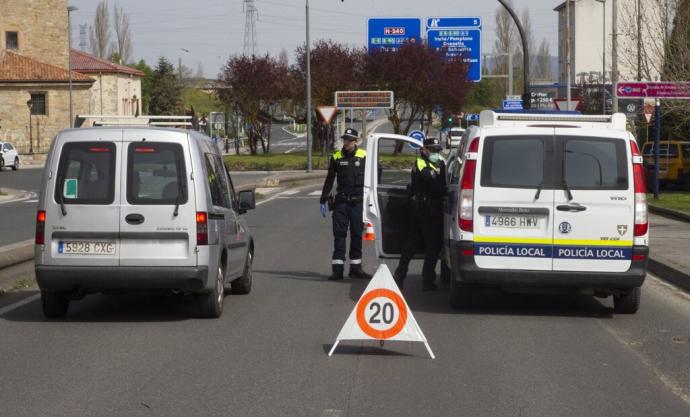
[458,137,479,232]
[35,210,46,245]
[630,141,648,236]
[196,212,208,245]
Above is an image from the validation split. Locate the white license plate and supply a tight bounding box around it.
[57,240,116,255]
[485,215,540,229]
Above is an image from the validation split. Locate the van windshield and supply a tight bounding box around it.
[54,142,116,204]
[127,143,187,205]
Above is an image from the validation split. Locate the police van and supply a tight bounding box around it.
[363,110,649,314]
[34,120,255,318]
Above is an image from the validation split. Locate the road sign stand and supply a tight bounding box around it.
[328,264,435,359]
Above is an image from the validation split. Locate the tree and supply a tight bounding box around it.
[534,39,552,81]
[133,59,154,114]
[110,1,132,64]
[662,0,690,139]
[149,57,183,115]
[89,1,110,58]
[217,54,288,154]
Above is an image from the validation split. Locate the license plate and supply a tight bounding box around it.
[485,215,540,229]
[57,240,116,255]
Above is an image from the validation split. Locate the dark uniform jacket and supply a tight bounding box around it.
[409,156,446,214]
[320,147,367,204]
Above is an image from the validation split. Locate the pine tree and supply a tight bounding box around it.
[149,57,182,115]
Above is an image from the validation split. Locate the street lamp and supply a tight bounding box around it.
[27,99,33,154]
[596,0,606,114]
[67,5,78,128]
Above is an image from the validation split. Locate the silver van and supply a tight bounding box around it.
[34,127,255,318]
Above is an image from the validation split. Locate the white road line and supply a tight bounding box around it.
[281,189,300,196]
[23,199,39,203]
[308,191,321,196]
[0,293,40,316]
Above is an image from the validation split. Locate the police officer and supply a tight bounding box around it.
[393,137,447,290]
[320,128,372,281]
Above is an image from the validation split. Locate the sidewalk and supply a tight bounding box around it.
[648,213,690,291]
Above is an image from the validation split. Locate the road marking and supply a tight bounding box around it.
[320,410,343,417]
[280,189,300,196]
[308,191,321,196]
[0,293,40,316]
[23,199,39,203]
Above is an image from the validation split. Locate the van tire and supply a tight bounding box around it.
[231,250,253,295]
[613,287,641,314]
[450,280,473,309]
[199,262,225,318]
[12,157,19,171]
[0,158,4,171]
[41,291,70,318]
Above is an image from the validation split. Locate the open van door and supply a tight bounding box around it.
[364,133,424,258]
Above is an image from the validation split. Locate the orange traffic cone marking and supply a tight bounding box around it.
[363,222,375,241]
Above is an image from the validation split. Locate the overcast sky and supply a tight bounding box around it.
[68,0,560,77]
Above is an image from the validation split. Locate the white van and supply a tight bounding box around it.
[35,126,255,318]
[364,111,649,314]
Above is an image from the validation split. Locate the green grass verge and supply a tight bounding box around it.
[224,151,417,171]
[648,192,690,214]
[181,87,223,116]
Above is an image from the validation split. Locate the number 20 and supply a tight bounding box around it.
[369,301,394,324]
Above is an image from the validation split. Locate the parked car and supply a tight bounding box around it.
[34,126,255,318]
[641,140,690,188]
[445,127,465,149]
[364,110,649,314]
[0,141,19,171]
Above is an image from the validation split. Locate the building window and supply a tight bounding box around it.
[30,93,47,115]
[5,31,18,49]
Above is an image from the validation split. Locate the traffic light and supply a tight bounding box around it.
[442,113,457,129]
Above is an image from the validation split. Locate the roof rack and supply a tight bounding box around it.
[75,115,194,128]
[479,110,627,130]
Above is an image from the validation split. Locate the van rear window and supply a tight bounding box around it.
[481,136,547,188]
[127,143,187,205]
[54,142,116,205]
[564,138,627,189]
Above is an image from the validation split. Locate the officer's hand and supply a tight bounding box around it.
[320,203,327,218]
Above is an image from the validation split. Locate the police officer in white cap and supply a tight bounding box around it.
[319,128,372,281]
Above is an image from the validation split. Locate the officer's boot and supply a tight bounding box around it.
[328,264,344,281]
[349,263,372,279]
[393,267,406,290]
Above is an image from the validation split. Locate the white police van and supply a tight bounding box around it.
[364,110,649,314]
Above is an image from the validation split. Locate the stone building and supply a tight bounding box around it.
[71,49,144,117]
[0,0,94,154]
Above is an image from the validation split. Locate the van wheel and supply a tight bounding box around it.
[0,158,4,171]
[41,291,70,318]
[231,250,253,295]
[613,287,641,314]
[199,262,225,318]
[450,280,473,309]
[12,157,19,171]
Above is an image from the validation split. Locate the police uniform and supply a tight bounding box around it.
[320,128,372,281]
[394,138,447,290]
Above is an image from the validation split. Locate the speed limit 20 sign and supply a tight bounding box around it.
[328,264,435,359]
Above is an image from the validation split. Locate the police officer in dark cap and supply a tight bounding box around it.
[393,137,447,290]
[319,128,372,281]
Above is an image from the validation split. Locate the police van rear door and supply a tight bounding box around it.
[552,128,634,272]
[364,133,424,258]
[472,128,555,271]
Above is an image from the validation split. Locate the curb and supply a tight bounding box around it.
[0,240,34,270]
[649,204,690,223]
[648,257,690,293]
[236,171,326,191]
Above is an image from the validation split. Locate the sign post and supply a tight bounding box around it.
[425,17,482,82]
[335,91,394,144]
[654,99,661,200]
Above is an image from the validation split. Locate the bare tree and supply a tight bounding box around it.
[278,48,289,68]
[89,0,110,58]
[110,1,132,64]
[535,38,552,81]
[511,8,535,92]
[492,0,516,76]
[661,0,690,138]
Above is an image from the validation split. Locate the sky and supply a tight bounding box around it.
[67,0,560,78]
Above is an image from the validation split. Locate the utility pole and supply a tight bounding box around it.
[636,0,642,81]
[612,0,619,112]
[566,0,571,107]
[306,0,312,172]
[67,6,78,128]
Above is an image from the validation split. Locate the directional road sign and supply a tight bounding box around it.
[502,99,523,110]
[367,18,422,52]
[616,82,690,99]
[426,17,482,82]
[408,130,425,150]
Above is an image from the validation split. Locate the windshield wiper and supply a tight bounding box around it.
[562,150,574,202]
[534,180,544,201]
[173,179,184,217]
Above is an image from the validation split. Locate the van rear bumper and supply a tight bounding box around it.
[449,242,648,289]
[35,265,209,292]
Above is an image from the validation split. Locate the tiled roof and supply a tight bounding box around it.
[0,49,94,82]
[71,49,145,77]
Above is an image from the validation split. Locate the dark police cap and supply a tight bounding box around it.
[423,137,443,150]
[341,128,359,141]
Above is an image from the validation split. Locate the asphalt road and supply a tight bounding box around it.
[0,183,689,417]
[0,168,272,247]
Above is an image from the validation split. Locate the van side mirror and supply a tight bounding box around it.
[238,190,255,213]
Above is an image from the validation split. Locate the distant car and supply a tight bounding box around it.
[446,127,465,149]
[0,141,19,171]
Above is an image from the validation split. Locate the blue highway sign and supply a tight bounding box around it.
[368,18,422,52]
[502,99,523,110]
[426,17,482,82]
